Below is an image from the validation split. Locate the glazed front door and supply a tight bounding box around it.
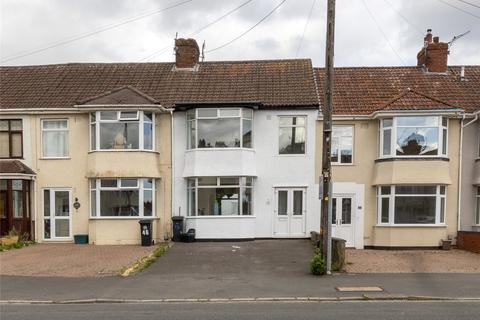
[331,195,355,247]
[274,188,306,237]
[43,189,71,240]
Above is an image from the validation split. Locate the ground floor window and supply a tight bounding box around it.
[377,185,446,225]
[90,178,154,218]
[187,177,253,216]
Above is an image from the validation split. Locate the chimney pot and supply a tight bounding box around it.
[433,36,439,43]
[174,38,200,69]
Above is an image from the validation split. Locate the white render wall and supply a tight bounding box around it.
[173,109,320,239]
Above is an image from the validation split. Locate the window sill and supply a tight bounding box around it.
[40,157,71,160]
[88,150,159,154]
[375,224,447,228]
[332,163,354,166]
[375,157,449,163]
[90,216,159,220]
[186,215,256,219]
[186,148,255,152]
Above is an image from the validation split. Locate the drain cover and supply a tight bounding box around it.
[335,287,384,292]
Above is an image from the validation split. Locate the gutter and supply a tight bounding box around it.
[0,105,169,114]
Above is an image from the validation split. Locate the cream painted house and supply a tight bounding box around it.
[314,30,480,248]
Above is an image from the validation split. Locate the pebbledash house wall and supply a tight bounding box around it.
[30,112,172,245]
[173,108,320,239]
[315,119,461,248]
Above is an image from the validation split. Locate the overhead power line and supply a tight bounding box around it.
[137,0,255,62]
[382,0,424,36]
[361,0,406,66]
[295,0,317,58]
[1,0,195,63]
[205,0,288,53]
[456,0,480,10]
[437,0,480,20]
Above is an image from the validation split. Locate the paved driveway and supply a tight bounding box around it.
[0,244,154,277]
[346,249,480,273]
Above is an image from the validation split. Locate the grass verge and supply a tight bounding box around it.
[120,243,170,277]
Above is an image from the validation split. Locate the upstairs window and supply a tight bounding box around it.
[332,126,353,164]
[90,111,154,151]
[42,119,69,158]
[187,108,253,149]
[380,116,447,157]
[279,116,306,155]
[0,119,22,159]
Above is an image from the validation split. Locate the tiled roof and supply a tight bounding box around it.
[0,160,36,175]
[380,88,457,111]
[315,66,480,115]
[0,60,319,110]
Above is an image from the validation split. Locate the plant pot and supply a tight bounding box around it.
[74,235,89,244]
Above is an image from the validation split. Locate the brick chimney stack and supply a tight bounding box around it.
[417,29,449,73]
[174,38,200,69]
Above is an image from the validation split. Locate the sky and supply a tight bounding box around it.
[1,0,479,67]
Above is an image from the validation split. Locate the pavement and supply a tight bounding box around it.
[2,301,480,320]
[0,243,155,277]
[1,240,480,302]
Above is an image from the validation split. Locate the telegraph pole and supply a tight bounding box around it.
[321,0,335,274]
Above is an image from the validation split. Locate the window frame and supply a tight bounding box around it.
[89,111,155,151]
[89,178,155,219]
[331,125,354,165]
[41,119,69,159]
[278,115,307,156]
[0,119,23,159]
[379,116,448,158]
[186,108,253,150]
[187,176,253,217]
[377,185,447,226]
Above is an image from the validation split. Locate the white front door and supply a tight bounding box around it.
[274,188,306,237]
[332,195,355,247]
[43,189,72,240]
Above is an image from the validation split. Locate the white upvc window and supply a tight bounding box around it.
[377,185,446,226]
[278,116,306,155]
[332,125,353,164]
[186,108,253,149]
[476,187,480,225]
[187,177,253,216]
[41,119,69,158]
[90,178,155,218]
[90,111,154,151]
[380,116,448,158]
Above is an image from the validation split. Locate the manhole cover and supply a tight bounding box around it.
[335,286,383,292]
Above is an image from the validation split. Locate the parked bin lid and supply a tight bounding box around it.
[138,219,153,224]
[171,216,185,221]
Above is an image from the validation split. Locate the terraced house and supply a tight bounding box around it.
[1,33,478,248]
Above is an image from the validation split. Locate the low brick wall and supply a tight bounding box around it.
[457,231,480,254]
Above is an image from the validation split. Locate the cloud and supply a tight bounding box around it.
[1,0,479,66]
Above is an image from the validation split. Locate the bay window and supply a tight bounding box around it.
[90,111,154,151]
[187,108,252,149]
[42,119,69,158]
[187,177,253,216]
[380,116,447,157]
[90,178,154,218]
[377,185,446,225]
[279,116,306,154]
[332,125,353,164]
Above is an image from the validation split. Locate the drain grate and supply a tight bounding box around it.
[335,286,384,292]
